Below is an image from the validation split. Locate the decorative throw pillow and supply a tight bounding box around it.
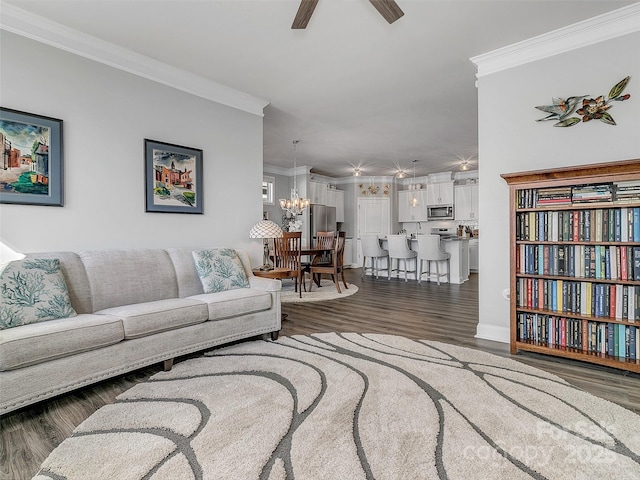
[192,248,249,293]
[0,258,77,330]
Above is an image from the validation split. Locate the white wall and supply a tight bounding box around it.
[0,32,266,264]
[476,30,640,343]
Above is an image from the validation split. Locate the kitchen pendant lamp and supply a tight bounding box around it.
[279,140,310,217]
[410,160,419,207]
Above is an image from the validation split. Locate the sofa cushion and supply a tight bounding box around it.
[189,288,272,321]
[96,298,208,339]
[0,314,123,371]
[80,249,179,312]
[0,258,77,330]
[192,249,249,293]
[24,252,93,314]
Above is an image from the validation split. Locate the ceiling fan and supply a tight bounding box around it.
[292,0,404,29]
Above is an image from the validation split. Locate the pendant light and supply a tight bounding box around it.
[410,160,419,207]
[279,140,310,217]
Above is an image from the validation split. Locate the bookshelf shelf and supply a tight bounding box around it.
[502,159,640,373]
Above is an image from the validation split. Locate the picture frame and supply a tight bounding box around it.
[145,139,203,214]
[0,107,64,206]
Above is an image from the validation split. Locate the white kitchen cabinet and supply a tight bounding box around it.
[309,181,328,205]
[398,190,428,222]
[469,238,479,272]
[344,237,354,267]
[335,190,344,222]
[426,182,454,205]
[326,188,337,208]
[455,184,479,221]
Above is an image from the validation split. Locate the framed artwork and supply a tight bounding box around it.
[0,108,64,206]
[145,139,203,214]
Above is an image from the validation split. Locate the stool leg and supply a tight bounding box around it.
[418,259,422,284]
[403,259,408,282]
[447,258,450,284]
[362,256,366,278]
[374,257,378,279]
[436,261,441,285]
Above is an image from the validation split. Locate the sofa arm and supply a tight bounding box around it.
[248,276,281,292]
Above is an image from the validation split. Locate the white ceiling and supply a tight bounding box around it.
[3,0,634,177]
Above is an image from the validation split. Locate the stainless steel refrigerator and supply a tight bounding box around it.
[309,204,337,240]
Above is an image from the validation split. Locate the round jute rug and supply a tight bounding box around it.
[280,278,358,303]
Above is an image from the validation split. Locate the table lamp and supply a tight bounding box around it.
[249,220,283,270]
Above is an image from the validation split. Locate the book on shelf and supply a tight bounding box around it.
[516,312,640,360]
[517,185,640,209]
[515,207,640,242]
[614,180,640,204]
[516,277,640,321]
[516,244,640,281]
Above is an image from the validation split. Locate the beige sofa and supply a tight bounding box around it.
[0,247,281,415]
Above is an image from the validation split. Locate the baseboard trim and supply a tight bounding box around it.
[475,323,510,344]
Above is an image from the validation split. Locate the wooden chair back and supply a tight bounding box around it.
[309,231,348,293]
[274,231,305,297]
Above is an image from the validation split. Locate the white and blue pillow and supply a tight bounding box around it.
[192,249,249,293]
[0,258,77,329]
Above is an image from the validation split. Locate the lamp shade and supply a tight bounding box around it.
[249,220,283,239]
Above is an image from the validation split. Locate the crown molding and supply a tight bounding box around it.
[470,3,640,77]
[0,3,269,117]
[263,164,311,177]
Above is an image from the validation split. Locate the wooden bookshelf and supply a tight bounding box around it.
[502,159,640,372]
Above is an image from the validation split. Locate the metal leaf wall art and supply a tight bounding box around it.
[535,76,631,127]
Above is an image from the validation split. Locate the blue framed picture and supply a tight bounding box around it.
[0,108,63,206]
[145,139,203,214]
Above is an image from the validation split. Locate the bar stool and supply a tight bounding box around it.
[387,234,417,282]
[417,234,450,285]
[360,236,389,279]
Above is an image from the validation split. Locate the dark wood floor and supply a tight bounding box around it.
[2,269,639,479]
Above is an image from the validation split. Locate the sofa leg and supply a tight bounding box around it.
[163,359,174,372]
[261,330,280,341]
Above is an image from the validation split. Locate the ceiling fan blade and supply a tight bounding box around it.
[292,0,319,29]
[369,0,404,24]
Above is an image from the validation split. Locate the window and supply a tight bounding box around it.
[262,176,275,205]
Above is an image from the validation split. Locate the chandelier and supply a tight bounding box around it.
[279,140,310,217]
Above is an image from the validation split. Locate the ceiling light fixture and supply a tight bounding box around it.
[353,167,362,177]
[410,160,419,207]
[460,159,470,171]
[279,140,310,217]
[396,169,407,179]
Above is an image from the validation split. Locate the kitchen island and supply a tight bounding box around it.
[373,235,470,284]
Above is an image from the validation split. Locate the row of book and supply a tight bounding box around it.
[517,244,640,281]
[516,208,640,243]
[516,313,639,360]
[516,278,640,321]
[517,180,640,209]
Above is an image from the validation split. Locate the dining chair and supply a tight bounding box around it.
[312,231,335,267]
[274,231,305,297]
[360,235,389,279]
[387,234,417,282]
[308,233,348,293]
[416,234,450,285]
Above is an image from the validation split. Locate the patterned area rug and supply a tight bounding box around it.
[280,279,358,303]
[34,333,640,479]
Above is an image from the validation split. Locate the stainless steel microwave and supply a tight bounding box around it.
[427,205,454,220]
